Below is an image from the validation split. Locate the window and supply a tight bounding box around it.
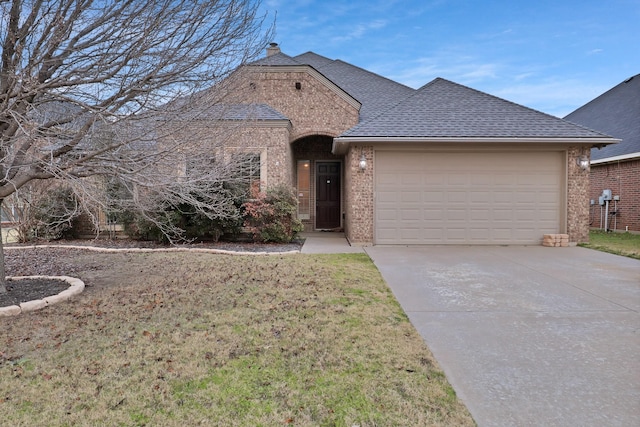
[297,160,310,219]
[231,152,262,195]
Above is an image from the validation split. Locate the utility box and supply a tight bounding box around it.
[602,189,612,201]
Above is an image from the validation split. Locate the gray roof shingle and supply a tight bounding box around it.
[304,59,415,121]
[292,52,335,69]
[340,78,611,139]
[250,50,415,122]
[249,52,301,66]
[564,74,640,160]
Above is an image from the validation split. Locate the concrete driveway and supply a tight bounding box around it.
[365,245,639,427]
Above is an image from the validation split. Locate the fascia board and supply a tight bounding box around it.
[332,136,620,155]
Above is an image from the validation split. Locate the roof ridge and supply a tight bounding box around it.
[323,59,415,91]
[564,73,640,119]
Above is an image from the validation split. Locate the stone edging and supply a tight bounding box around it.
[3,244,300,256]
[0,275,85,317]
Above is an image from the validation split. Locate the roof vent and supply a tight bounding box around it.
[266,42,281,57]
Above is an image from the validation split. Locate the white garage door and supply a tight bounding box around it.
[375,151,563,245]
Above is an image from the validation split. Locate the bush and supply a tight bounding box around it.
[120,201,244,243]
[243,184,304,243]
[119,210,168,243]
[11,185,81,241]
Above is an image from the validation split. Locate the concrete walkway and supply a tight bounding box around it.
[365,245,640,427]
[300,232,364,254]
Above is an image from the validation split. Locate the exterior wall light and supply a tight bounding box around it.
[577,155,590,170]
[359,153,367,170]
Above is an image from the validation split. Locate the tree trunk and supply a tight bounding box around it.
[0,199,6,293]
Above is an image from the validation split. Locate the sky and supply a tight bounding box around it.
[259,0,640,117]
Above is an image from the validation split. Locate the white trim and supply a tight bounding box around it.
[591,152,640,165]
[333,136,619,155]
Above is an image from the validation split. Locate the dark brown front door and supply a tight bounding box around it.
[316,162,341,229]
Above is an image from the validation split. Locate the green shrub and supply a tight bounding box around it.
[119,201,244,243]
[242,184,304,243]
[29,186,81,241]
[119,210,168,243]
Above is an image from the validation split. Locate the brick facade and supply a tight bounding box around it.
[184,65,597,245]
[245,69,359,140]
[589,158,640,232]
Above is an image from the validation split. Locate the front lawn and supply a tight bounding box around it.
[0,250,474,426]
[580,230,640,259]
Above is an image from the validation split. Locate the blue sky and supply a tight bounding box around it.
[259,0,639,117]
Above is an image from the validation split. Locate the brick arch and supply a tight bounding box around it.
[290,130,340,142]
[291,134,338,158]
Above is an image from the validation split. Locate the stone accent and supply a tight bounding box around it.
[542,234,570,247]
[0,275,85,316]
[20,299,47,312]
[0,305,21,316]
[344,145,374,244]
[567,146,591,243]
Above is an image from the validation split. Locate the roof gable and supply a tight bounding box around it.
[249,51,300,66]
[251,50,416,122]
[309,60,415,121]
[340,78,612,139]
[564,74,640,160]
[293,52,334,68]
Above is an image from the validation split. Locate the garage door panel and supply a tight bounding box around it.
[375,151,563,245]
[401,191,421,202]
[448,192,468,203]
[424,209,444,220]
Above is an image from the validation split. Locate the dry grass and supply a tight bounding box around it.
[0,251,474,426]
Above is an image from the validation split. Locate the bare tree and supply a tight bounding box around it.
[0,0,274,292]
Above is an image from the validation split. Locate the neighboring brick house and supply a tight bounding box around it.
[564,74,640,233]
[196,43,618,245]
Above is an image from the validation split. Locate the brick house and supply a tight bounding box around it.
[202,43,618,245]
[564,74,639,232]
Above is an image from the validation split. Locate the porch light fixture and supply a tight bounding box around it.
[576,155,590,170]
[359,153,367,170]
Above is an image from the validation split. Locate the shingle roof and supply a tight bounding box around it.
[300,59,415,121]
[249,52,301,66]
[340,78,611,139]
[293,52,335,69]
[564,74,640,160]
[249,50,415,122]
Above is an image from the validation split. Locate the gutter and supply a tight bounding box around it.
[591,151,640,165]
[332,136,620,155]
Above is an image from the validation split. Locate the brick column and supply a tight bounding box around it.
[344,146,374,245]
[567,146,590,243]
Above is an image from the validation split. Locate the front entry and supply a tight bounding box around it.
[315,162,341,229]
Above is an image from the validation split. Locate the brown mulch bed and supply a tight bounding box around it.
[0,238,304,308]
[0,278,70,307]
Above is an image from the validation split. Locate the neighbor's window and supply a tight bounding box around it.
[297,160,310,219]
